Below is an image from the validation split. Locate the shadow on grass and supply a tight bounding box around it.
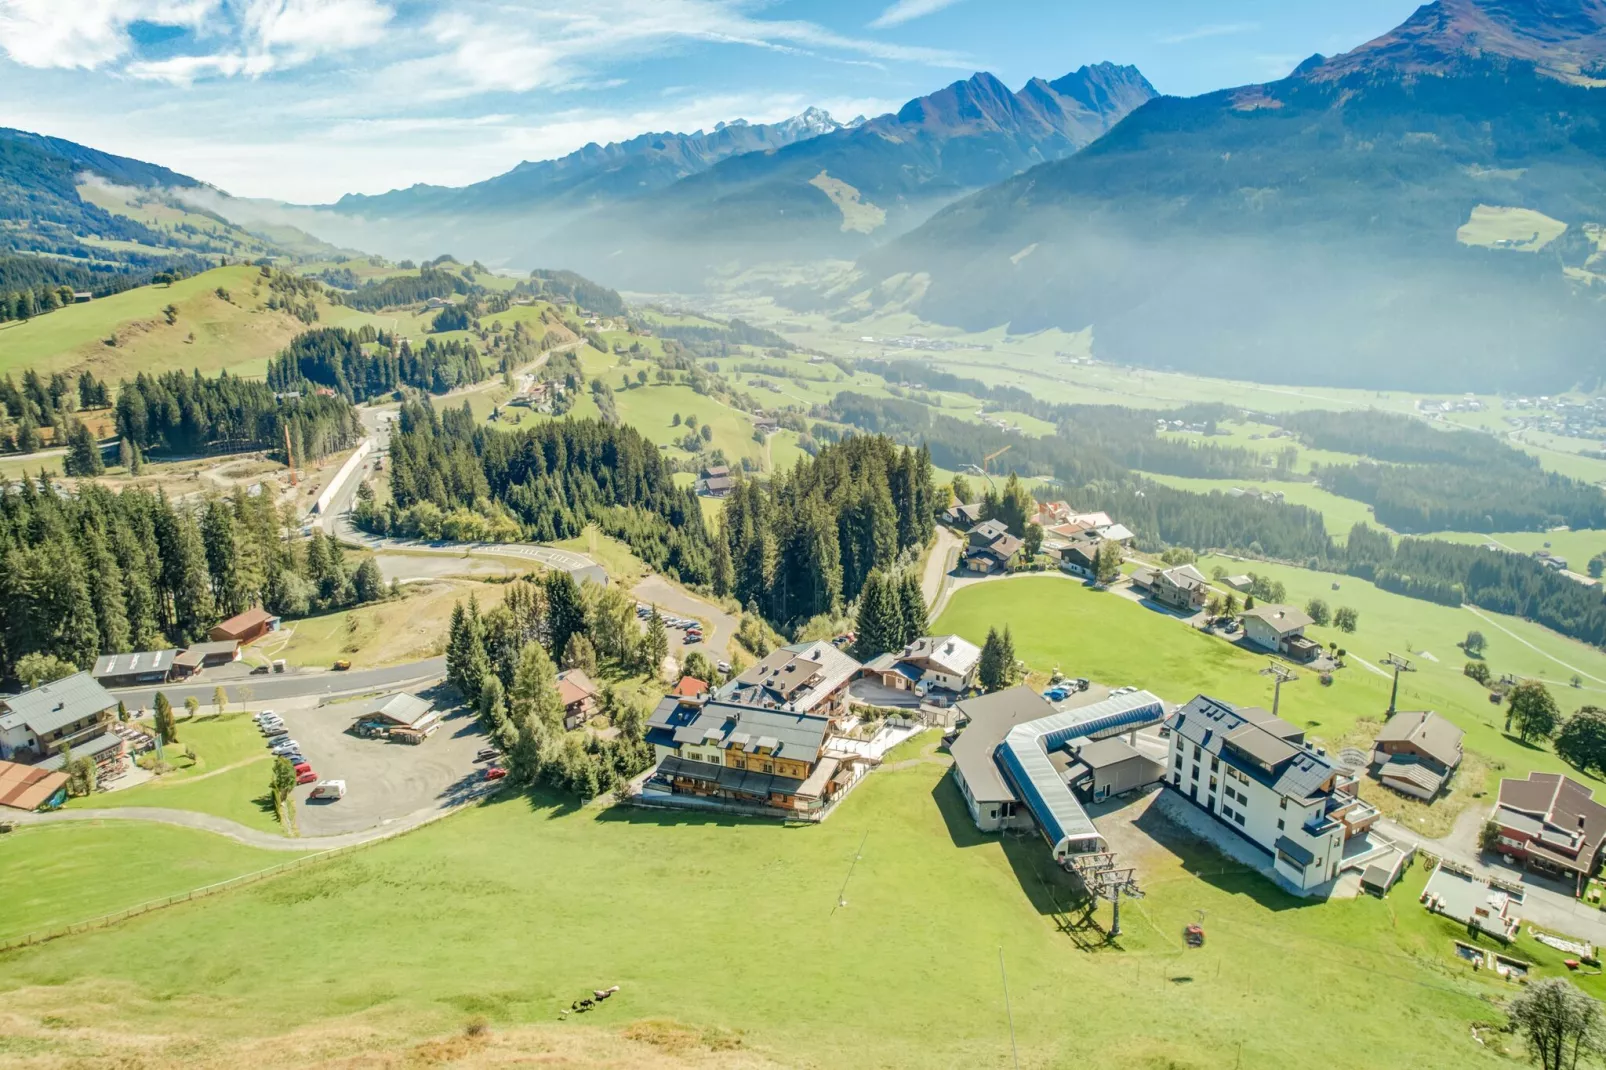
[930,771,991,850]
[1133,802,1317,914]
[1500,732,1547,752]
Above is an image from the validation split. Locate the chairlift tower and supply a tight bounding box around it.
[1259,663,1297,717]
[1381,653,1416,714]
[1068,851,1144,938]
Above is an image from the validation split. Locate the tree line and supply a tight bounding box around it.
[334,267,473,312]
[114,369,361,461]
[365,399,712,585]
[714,434,936,631]
[0,369,111,453]
[0,478,389,682]
[265,326,490,401]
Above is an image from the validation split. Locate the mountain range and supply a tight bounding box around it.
[860,0,1606,391]
[314,63,1157,281]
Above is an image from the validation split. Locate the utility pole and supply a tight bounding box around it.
[1381,653,1415,714]
[1259,663,1297,717]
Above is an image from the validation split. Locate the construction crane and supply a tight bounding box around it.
[982,444,1012,472]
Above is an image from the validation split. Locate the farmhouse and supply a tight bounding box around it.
[557,669,600,729]
[1240,604,1322,662]
[963,520,1023,573]
[1164,695,1379,893]
[1489,772,1606,894]
[208,607,280,646]
[1129,563,1211,612]
[1372,710,1465,799]
[352,693,439,743]
[0,758,69,811]
[91,649,178,688]
[861,635,982,696]
[0,673,119,764]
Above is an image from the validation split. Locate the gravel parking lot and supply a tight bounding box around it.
[271,689,492,836]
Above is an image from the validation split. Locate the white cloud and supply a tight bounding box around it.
[0,0,215,69]
[869,0,966,30]
[1158,22,1260,46]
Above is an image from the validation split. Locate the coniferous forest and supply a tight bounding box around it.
[0,480,388,681]
[266,326,490,401]
[114,369,361,461]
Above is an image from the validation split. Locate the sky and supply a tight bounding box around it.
[0,0,1425,203]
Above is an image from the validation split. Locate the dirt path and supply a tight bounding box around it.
[147,753,270,786]
[921,527,961,610]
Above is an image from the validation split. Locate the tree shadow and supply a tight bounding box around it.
[1500,732,1547,752]
[1133,802,1317,913]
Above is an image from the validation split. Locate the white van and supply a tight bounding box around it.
[309,780,346,801]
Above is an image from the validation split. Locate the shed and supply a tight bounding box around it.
[91,649,178,687]
[1066,736,1166,801]
[209,607,280,645]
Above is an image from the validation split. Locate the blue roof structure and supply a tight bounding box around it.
[995,690,1167,857]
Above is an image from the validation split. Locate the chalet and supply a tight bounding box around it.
[557,668,600,730]
[0,758,69,811]
[91,649,178,688]
[1056,533,1104,579]
[1129,563,1211,611]
[1241,604,1322,662]
[966,519,1010,547]
[0,673,119,764]
[754,416,781,435]
[963,520,1022,573]
[942,502,985,528]
[1372,711,1465,799]
[720,641,861,722]
[861,634,982,696]
[209,607,280,646]
[1490,772,1606,894]
[71,291,92,303]
[1166,695,1378,893]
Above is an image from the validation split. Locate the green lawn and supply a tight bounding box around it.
[612,381,764,469]
[554,525,650,584]
[66,713,286,835]
[1425,529,1606,573]
[936,574,1606,797]
[0,756,1529,1067]
[0,821,303,944]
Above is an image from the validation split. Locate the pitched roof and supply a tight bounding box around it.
[1375,710,1465,770]
[91,649,177,678]
[37,730,123,770]
[0,673,117,738]
[0,759,68,811]
[1241,604,1314,632]
[1166,695,1331,802]
[670,675,709,698]
[968,519,1010,542]
[364,692,433,727]
[950,687,1058,804]
[1075,736,1145,771]
[212,606,275,637]
[722,641,860,714]
[898,635,982,678]
[556,669,599,707]
[1379,757,1447,795]
[1496,772,1606,873]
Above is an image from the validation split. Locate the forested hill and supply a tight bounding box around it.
[856,0,1606,393]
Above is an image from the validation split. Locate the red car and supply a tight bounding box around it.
[293,762,312,776]
[484,766,507,781]
[295,769,319,785]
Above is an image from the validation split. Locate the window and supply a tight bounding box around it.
[1172,773,1182,788]
[1174,752,1183,768]
[1191,765,1199,781]
[1277,819,1284,831]
[1233,811,1246,826]
[1193,744,1202,760]
[1210,757,1219,772]
[1279,798,1287,810]
[1222,805,1234,820]
[1209,776,1218,792]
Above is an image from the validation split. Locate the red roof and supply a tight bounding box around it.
[213,607,274,637]
[671,676,709,698]
[0,759,69,811]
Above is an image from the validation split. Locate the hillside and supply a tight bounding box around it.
[0,127,355,269]
[854,0,1606,393]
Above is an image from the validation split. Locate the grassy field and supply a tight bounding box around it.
[936,574,1606,799]
[1425,529,1606,571]
[1158,419,1368,473]
[612,382,765,471]
[0,821,304,944]
[554,526,650,585]
[0,749,1539,1068]
[64,713,284,835]
[0,265,388,381]
[1138,472,1385,542]
[1457,204,1569,251]
[270,579,502,670]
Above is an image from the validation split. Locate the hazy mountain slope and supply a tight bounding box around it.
[858,0,1606,392]
[544,63,1156,287]
[328,108,856,219]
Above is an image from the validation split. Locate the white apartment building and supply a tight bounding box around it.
[1164,695,1377,893]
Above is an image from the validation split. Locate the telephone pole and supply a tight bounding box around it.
[1259,663,1297,717]
[1381,653,1415,714]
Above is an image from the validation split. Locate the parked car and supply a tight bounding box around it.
[280,754,306,767]
[1067,678,1090,692]
[295,768,319,785]
[309,780,346,801]
[684,633,701,644]
[332,659,351,671]
[269,740,300,754]
[484,766,508,780]
[1112,686,1137,696]
[292,762,312,776]
[253,710,278,723]
[474,747,501,763]
[262,723,290,738]
[271,659,287,673]
[717,661,732,674]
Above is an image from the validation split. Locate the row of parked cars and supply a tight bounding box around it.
[254,710,344,799]
[635,603,703,644]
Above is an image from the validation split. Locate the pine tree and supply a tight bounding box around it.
[62,420,105,477]
[544,569,587,662]
[854,572,890,659]
[641,608,670,680]
[202,499,246,617]
[897,571,927,647]
[511,640,564,732]
[978,627,1012,693]
[561,633,598,675]
[154,691,177,744]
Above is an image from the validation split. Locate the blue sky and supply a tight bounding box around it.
[0,0,1422,202]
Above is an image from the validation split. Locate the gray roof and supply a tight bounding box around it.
[1379,758,1448,795]
[721,641,860,715]
[968,519,1009,542]
[646,695,827,761]
[1166,695,1334,802]
[0,673,117,737]
[183,640,240,657]
[897,634,981,678]
[38,731,123,770]
[1242,604,1314,633]
[92,650,177,678]
[1375,710,1464,770]
[949,687,1057,805]
[364,693,433,727]
[1075,736,1145,771]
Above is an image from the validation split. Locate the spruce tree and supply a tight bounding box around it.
[544,569,587,662]
[898,572,927,647]
[854,572,889,659]
[63,420,104,477]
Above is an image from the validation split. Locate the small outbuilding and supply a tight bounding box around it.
[209,607,280,646]
[353,693,439,744]
[1064,736,1166,802]
[91,649,178,688]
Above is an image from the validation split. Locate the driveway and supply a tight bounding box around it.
[631,575,738,662]
[275,684,492,837]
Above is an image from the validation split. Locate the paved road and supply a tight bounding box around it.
[632,574,738,662]
[7,784,498,851]
[922,527,961,611]
[111,657,446,711]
